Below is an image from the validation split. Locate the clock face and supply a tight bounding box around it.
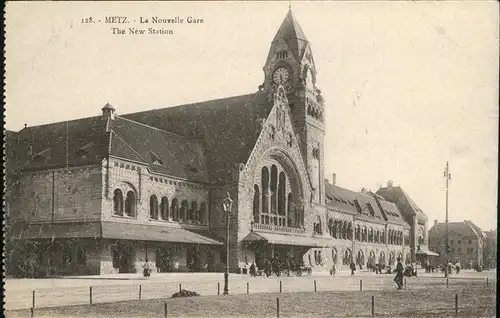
[273,67,290,85]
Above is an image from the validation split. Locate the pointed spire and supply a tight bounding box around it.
[273,9,308,44]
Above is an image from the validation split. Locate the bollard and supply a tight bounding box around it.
[139,284,142,300]
[280,281,282,293]
[30,307,34,318]
[179,284,182,292]
[164,301,168,318]
[32,290,35,308]
[371,295,375,317]
[247,282,249,294]
[446,277,449,288]
[276,298,280,317]
[404,278,407,290]
[314,280,317,292]
[218,282,220,295]
[360,280,363,291]
[486,278,489,286]
[89,287,93,305]
[455,294,458,316]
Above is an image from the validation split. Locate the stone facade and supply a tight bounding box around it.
[5,9,428,277]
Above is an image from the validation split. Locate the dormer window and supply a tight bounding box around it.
[32,148,51,162]
[76,142,95,158]
[354,199,362,213]
[150,152,163,166]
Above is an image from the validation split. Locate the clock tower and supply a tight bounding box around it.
[263,8,326,204]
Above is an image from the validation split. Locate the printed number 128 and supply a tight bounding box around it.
[82,17,94,23]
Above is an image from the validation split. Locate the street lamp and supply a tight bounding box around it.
[222,192,233,295]
[443,161,452,281]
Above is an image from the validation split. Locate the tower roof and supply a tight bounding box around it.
[272,9,309,59]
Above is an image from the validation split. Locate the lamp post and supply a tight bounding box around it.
[443,162,452,281]
[222,192,233,295]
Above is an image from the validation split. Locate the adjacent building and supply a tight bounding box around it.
[428,220,487,268]
[5,9,430,277]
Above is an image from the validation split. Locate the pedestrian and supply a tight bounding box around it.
[331,262,336,276]
[249,262,256,277]
[350,262,356,276]
[393,257,404,289]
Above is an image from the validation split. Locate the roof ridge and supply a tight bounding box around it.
[115,116,200,142]
[18,115,103,132]
[123,92,260,116]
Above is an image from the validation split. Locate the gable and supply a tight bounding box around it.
[241,86,313,198]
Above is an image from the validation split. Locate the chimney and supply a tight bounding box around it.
[434,220,438,226]
[332,173,336,186]
[387,180,393,188]
[102,102,116,120]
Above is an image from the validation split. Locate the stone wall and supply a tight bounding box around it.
[14,165,102,222]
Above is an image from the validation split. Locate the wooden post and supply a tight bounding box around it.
[218,282,220,295]
[404,278,407,290]
[446,277,449,288]
[371,296,375,317]
[89,287,93,305]
[276,298,280,317]
[247,282,249,294]
[314,280,317,292]
[179,284,182,292]
[32,290,35,308]
[486,278,489,286]
[30,307,34,318]
[280,281,282,293]
[164,301,168,318]
[139,284,142,300]
[455,294,458,316]
[360,280,363,291]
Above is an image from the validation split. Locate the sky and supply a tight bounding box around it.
[5,1,499,230]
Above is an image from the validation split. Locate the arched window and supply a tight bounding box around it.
[374,230,379,243]
[150,195,159,219]
[278,172,286,217]
[381,230,385,244]
[363,227,367,242]
[369,228,374,243]
[328,219,334,237]
[113,189,123,215]
[313,215,322,235]
[253,185,260,223]
[171,198,179,221]
[200,202,208,225]
[355,225,360,241]
[125,191,136,217]
[287,193,294,227]
[270,165,278,215]
[347,222,352,240]
[331,248,338,265]
[343,249,352,265]
[261,167,269,214]
[160,197,169,220]
[180,200,188,222]
[356,250,365,266]
[191,201,198,223]
[379,251,386,265]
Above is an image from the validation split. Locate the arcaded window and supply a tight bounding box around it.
[113,189,124,215]
[313,215,322,235]
[150,195,159,219]
[287,193,294,227]
[270,165,278,215]
[261,167,269,214]
[253,185,260,223]
[331,248,338,264]
[171,198,179,221]
[343,249,352,265]
[355,225,360,241]
[328,219,334,237]
[180,200,188,222]
[347,222,352,240]
[160,197,169,220]
[278,172,286,222]
[125,191,136,217]
[200,202,208,225]
[191,201,198,223]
